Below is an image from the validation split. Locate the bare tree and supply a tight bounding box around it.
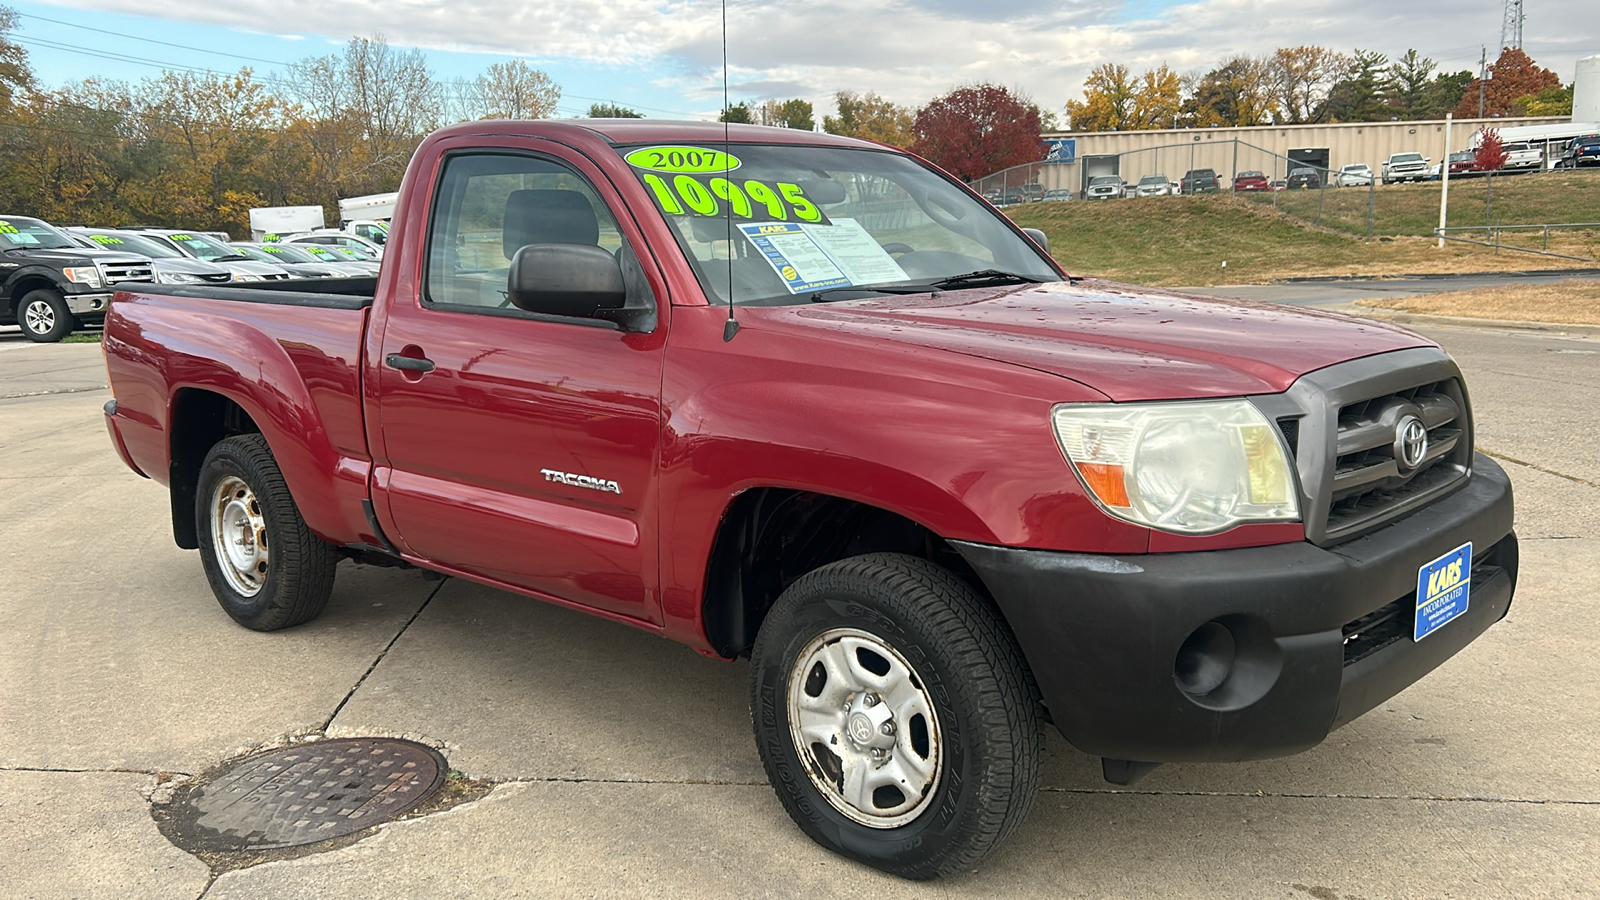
[459,60,560,121]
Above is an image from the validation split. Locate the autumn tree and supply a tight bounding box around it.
[0,4,31,114]
[910,83,1043,182]
[823,91,913,146]
[1474,127,1507,171]
[1183,56,1276,127]
[1452,48,1560,118]
[757,98,814,130]
[1513,84,1573,116]
[1266,46,1353,123]
[589,102,642,117]
[457,60,559,120]
[1064,63,1135,131]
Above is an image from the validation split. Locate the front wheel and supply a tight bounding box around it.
[750,553,1043,879]
[18,289,76,342]
[195,434,337,631]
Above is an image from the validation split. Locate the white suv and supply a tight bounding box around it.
[1335,164,1374,187]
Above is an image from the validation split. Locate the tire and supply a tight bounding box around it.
[750,553,1043,880]
[195,434,337,631]
[18,289,76,343]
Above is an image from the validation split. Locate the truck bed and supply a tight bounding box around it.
[104,278,382,551]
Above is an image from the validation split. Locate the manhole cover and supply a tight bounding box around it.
[172,738,446,852]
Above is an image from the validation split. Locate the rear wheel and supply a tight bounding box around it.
[196,434,337,631]
[18,289,75,342]
[750,553,1043,879]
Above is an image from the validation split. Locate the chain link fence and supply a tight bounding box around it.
[971,137,1599,260]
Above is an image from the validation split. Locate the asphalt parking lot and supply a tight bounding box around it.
[3,315,1599,899]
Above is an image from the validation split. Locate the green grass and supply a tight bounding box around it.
[62,332,103,343]
[1006,175,1600,287]
[1234,170,1600,237]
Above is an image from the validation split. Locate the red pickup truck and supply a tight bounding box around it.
[102,119,1517,879]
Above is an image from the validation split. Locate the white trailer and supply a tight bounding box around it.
[249,206,326,242]
[338,193,398,225]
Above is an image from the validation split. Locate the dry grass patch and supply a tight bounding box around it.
[1354,279,1600,325]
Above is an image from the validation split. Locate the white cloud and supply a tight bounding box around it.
[32,0,1598,117]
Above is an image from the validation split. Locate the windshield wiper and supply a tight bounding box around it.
[214,254,251,262]
[929,269,1047,289]
[809,283,937,303]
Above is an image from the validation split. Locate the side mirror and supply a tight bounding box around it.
[508,244,626,318]
[1022,227,1050,253]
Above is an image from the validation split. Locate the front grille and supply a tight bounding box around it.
[98,259,155,284]
[263,272,290,280]
[1324,378,1470,541]
[199,272,232,283]
[1247,348,1473,548]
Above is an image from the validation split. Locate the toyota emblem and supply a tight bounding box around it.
[1395,416,1428,470]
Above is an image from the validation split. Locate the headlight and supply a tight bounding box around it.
[1051,400,1300,534]
[63,266,104,288]
[232,273,263,282]
[158,271,205,284]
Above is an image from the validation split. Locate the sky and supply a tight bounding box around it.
[5,0,1596,123]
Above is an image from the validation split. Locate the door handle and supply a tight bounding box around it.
[384,353,435,373]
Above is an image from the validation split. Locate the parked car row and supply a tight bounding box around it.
[1,213,382,342]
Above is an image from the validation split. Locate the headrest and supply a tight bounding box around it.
[504,189,599,259]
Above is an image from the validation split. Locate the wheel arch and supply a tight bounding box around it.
[167,388,262,549]
[700,488,995,658]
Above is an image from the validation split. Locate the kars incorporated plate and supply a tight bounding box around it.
[1415,541,1472,642]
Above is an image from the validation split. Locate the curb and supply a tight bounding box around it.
[1277,268,1600,284]
[1350,308,1600,339]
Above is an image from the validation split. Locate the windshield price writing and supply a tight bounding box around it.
[638,174,823,223]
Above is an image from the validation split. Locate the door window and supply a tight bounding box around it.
[426,153,626,311]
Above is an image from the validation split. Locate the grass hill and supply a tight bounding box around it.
[1005,172,1598,286]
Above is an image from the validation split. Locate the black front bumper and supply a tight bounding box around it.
[955,453,1517,765]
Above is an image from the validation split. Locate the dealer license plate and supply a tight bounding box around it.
[1414,542,1472,642]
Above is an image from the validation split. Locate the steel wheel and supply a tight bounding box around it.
[209,475,269,597]
[787,627,942,828]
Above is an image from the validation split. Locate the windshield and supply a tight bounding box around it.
[1393,153,1424,163]
[1089,176,1119,186]
[163,232,241,261]
[1138,176,1165,185]
[1238,171,1263,178]
[620,143,1059,305]
[0,217,79,250]
[81,231,183,258]
[250,243,319,263]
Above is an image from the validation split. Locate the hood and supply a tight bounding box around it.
[221,260,292,277]
[777,280,1434,402]
[8,247,143,265]
[154,257,230,276]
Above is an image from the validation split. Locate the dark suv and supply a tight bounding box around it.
[1,216,155,342]
[1180,169,1221,193]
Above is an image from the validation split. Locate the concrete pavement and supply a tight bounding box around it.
[2,324,1598,898]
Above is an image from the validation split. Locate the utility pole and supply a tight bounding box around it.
[1478,46,1487,119]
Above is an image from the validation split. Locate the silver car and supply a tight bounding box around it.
[1135,174,1172,197]
[129,229,293,282]
[1335,164,1374,187]
[68,229,234,285]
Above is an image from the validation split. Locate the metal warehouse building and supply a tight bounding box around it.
[1025,116,1571,194]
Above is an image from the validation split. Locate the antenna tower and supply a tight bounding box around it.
[1500,0,1524,50]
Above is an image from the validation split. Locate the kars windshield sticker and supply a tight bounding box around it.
[739,218,909,295]
[91,235,125,245]
[625,146,740,174]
